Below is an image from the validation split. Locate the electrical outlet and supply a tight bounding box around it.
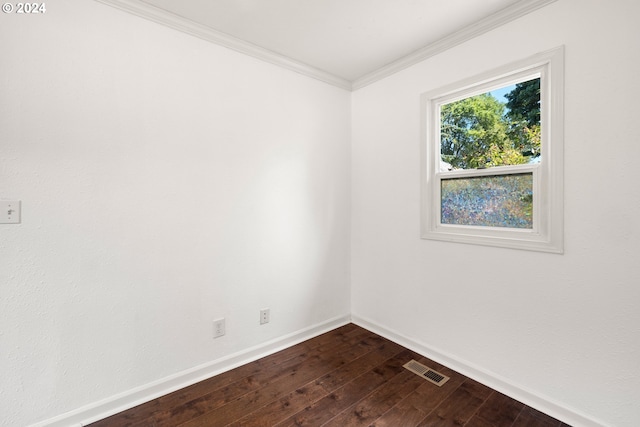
[213,318,225,338]
[260,309,270,325]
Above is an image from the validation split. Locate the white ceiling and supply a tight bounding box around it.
[98,0,555,89]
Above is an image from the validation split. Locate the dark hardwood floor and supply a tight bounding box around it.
[88,324,570,427]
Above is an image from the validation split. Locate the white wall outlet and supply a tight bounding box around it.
[213,318,225,338]
[0,200,21,224]
[260,309,270,325]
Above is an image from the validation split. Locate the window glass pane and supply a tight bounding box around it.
[440,78,540,171]
[441,173,533,229]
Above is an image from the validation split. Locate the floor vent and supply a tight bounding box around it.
[403,360,450,386]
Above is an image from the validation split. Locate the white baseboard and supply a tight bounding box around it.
[29,315,351,427]
[27,314,608,427]
[351,315,607,427]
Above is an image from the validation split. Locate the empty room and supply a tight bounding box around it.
[1,0,639,426]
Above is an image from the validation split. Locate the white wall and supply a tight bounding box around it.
[0,1,350,425]
[4,0,640,426]
[351,1,640,426]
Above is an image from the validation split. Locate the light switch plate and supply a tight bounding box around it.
[0,201,21,224]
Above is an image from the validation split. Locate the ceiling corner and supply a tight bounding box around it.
[93,0,353,90]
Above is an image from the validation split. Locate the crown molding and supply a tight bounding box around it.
[351,0,558,90]
[93,0,353,90]
[94,0,556,92]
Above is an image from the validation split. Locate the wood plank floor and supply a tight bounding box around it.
[88,324,570,427]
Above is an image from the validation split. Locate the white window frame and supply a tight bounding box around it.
[421,47,564,253]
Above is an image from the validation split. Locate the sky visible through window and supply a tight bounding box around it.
[489,84,516,111]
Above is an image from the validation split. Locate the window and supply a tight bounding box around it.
[421,47,564,253]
